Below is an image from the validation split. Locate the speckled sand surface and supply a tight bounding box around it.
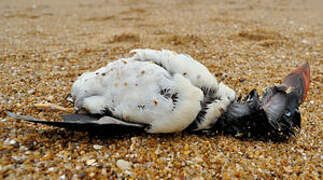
[0,0,322,179]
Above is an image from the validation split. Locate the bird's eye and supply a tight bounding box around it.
[285,111,292,117]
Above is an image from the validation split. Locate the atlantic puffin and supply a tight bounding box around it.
[7,49,310,141]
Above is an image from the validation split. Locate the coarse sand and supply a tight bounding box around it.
[0,0,322,179]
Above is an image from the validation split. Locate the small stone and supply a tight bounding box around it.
[9,139,19,148]
[11,155,25,163]
[58,154,65,159]
[64,163,72,169]
[15,103,22,108]
[144,162,152,168]
[89,172,96,177]
[116,159,132,170]
[27,89,35,95]
[301,39,309,44]
[86,159,97,166]
[239,78,246,83]
[192,176,204,180]
[93,144,103,150]
[184,144,189,151]
[125,170,133,176]
[78,171,86,178]
[75,165,82,170]
[46,95,55,102]
[194,156,203,163]
[48,167,55,172]
[59,175,66,180]
[101,168,108,176]
[283,166,293,173]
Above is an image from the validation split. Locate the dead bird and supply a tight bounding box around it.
[7,49,310,141]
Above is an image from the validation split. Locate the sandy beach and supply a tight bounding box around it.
[0,0,322,179]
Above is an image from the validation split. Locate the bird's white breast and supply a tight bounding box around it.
[71,57,204,133]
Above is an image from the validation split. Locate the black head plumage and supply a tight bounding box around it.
[213,62,309,142]
[214,87,302,142]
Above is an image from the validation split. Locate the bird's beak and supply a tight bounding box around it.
[281,62,310,104]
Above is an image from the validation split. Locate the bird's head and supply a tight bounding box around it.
[260,62,310,138]
[216,62,310,141]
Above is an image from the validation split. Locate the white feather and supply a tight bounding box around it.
[71,56,203,133]
[130,49,219,90]
[71,49,235,133]
[130,49,236,130]
[195,83,236,130]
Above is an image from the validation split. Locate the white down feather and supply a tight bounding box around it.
[71,49,235,133]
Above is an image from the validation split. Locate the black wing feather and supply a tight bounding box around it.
[6,112,145,133]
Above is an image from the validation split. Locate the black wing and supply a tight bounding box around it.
[6,112,145,134]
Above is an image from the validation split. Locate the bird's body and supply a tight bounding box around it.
[71,49,235,133]
[7,49,310,141]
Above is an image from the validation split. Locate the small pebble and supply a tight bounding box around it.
[116,159,132,170]
[9,139,19,148]
[86,159,97,166]
[101,168,108,176]
[48,167,55,172]
[192,176,204,180]
[301,39,309,44]
[89,172,96,177]
[78,171,86,178]
[46,96,55,102]
[125,170,133,176]
[59,175,66,180]
[27,89,35,94]
[93,144,103,150]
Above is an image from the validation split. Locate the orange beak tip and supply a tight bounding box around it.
[282,62,310,104]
